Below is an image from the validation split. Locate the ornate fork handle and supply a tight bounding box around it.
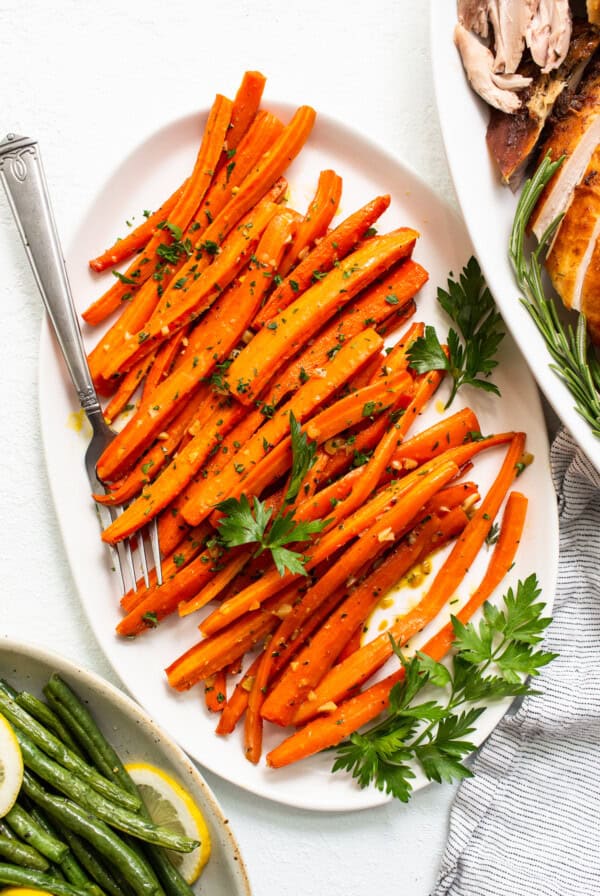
[0,133,102,420]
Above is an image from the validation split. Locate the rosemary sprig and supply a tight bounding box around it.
[509,155,600,437]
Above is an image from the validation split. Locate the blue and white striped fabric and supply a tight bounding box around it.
[434,428,600,896]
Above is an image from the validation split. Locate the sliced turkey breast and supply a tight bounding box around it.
[486,21,600,187]
[455,23,532,113]
[529,61,600,241]
[457,0,490,38]
[546,147,600,318]
[488,0,538,74]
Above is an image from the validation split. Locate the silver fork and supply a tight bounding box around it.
[0,133,162,592]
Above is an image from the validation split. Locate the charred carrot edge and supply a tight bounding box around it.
[227,228,419,405]
[268,507,469,727]
[226,71,267,151]
[289,434,526,720]
[181,328,383,526]
[83,94,233,330]
[256,195,392,327]
[216,655,262,736]
[199,458,459,638]
[178,549,252,617]
[102,353,156,425]
[102,402,244,543]
[204,670,227,713]
[87,181,186,279]
[277,169,343,279]
[166,588,297,690]
[266,486,528,767]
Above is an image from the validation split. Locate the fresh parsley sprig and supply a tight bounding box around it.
[333,574,556,802]
[509,154,600,438]
[215,412,327,576]
[407,257,505,408]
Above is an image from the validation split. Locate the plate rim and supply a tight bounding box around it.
[428,0,600,473]
[37,101,559,811]
[0,634,252,896]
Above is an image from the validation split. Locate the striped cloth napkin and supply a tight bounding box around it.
[434,428,600,896]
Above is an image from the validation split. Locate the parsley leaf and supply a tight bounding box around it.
[407,257,505,408]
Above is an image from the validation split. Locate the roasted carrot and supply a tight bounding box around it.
[83,94,233,329]
[266,507,469,727]
[178,549,252,618]
[204,670,227,713]
[227,228,418,405]
[277,169,343,278]
[199,458,459,637]
[226,71,267,152]
[255,195,393,327]
[216,655,262,736]
[102,352,156,425]
[289,434,526,716]
[266,485,528,767]
[141,330,189,402]
[244,645,272,763]
[88,182,186,278]
[181,328,384,526]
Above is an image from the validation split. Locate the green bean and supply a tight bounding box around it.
[5,803,68,864]
[31,807,97,892]
[22,773,163,896]
[44,677,195,896]
[16,729,197,853]
[56,825,128,896]
[16,692,86,760]
[43,689,119,782]
[0,833,49,871]
[0,692,140,812]
[0,678,19,698]
[0,861,101,896]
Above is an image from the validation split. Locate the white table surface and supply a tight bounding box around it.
[0,2,475,893]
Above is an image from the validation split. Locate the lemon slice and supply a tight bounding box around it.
[1,890,54,896]
[0,713,23,818]
[126,762,210,883]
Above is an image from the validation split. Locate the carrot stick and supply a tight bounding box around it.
[178,550,252,617]
[200,458,459,637]
[290,434,527,717]
[88,182,186,278]
[204,670,227,713]
[268,507,469,727]
[226,71,267,151]
[141,329,189,401]
[244,645,272,763]
[102,401,244,543]
[83,94,233,328]
[278,169,343,277]
[255,195,393,327]
[181,328,384,526]
[102,352,156,425]
[216,655,262,736]
[227,228,419,404]
[166,588,297,689]
[266,487,528,767]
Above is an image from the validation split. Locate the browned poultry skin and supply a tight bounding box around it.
[529,58,600,238]
[580,238,600,345]
[486,22,600,187]
[546,147,600,312]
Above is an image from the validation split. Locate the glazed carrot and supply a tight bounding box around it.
[226,71,267,151]
[166,588,298,689]
[178,549,252,618]
[290,434,526,716]
[226,228,419,405]
[181,328,384,526]
[216,656,262,736]
[200,458,459,637]
[102,401,244,543]
[255,195,393,326]
[267,507,469,726]
[87,182,186,278]
[204,671,227,713]
[100,199,280,379]
[244,645,272,763]
[277,169,343,278]
[102,352,156,425]
[142,329,189,401]
[83,94,233,327]
[267,487,528,767]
